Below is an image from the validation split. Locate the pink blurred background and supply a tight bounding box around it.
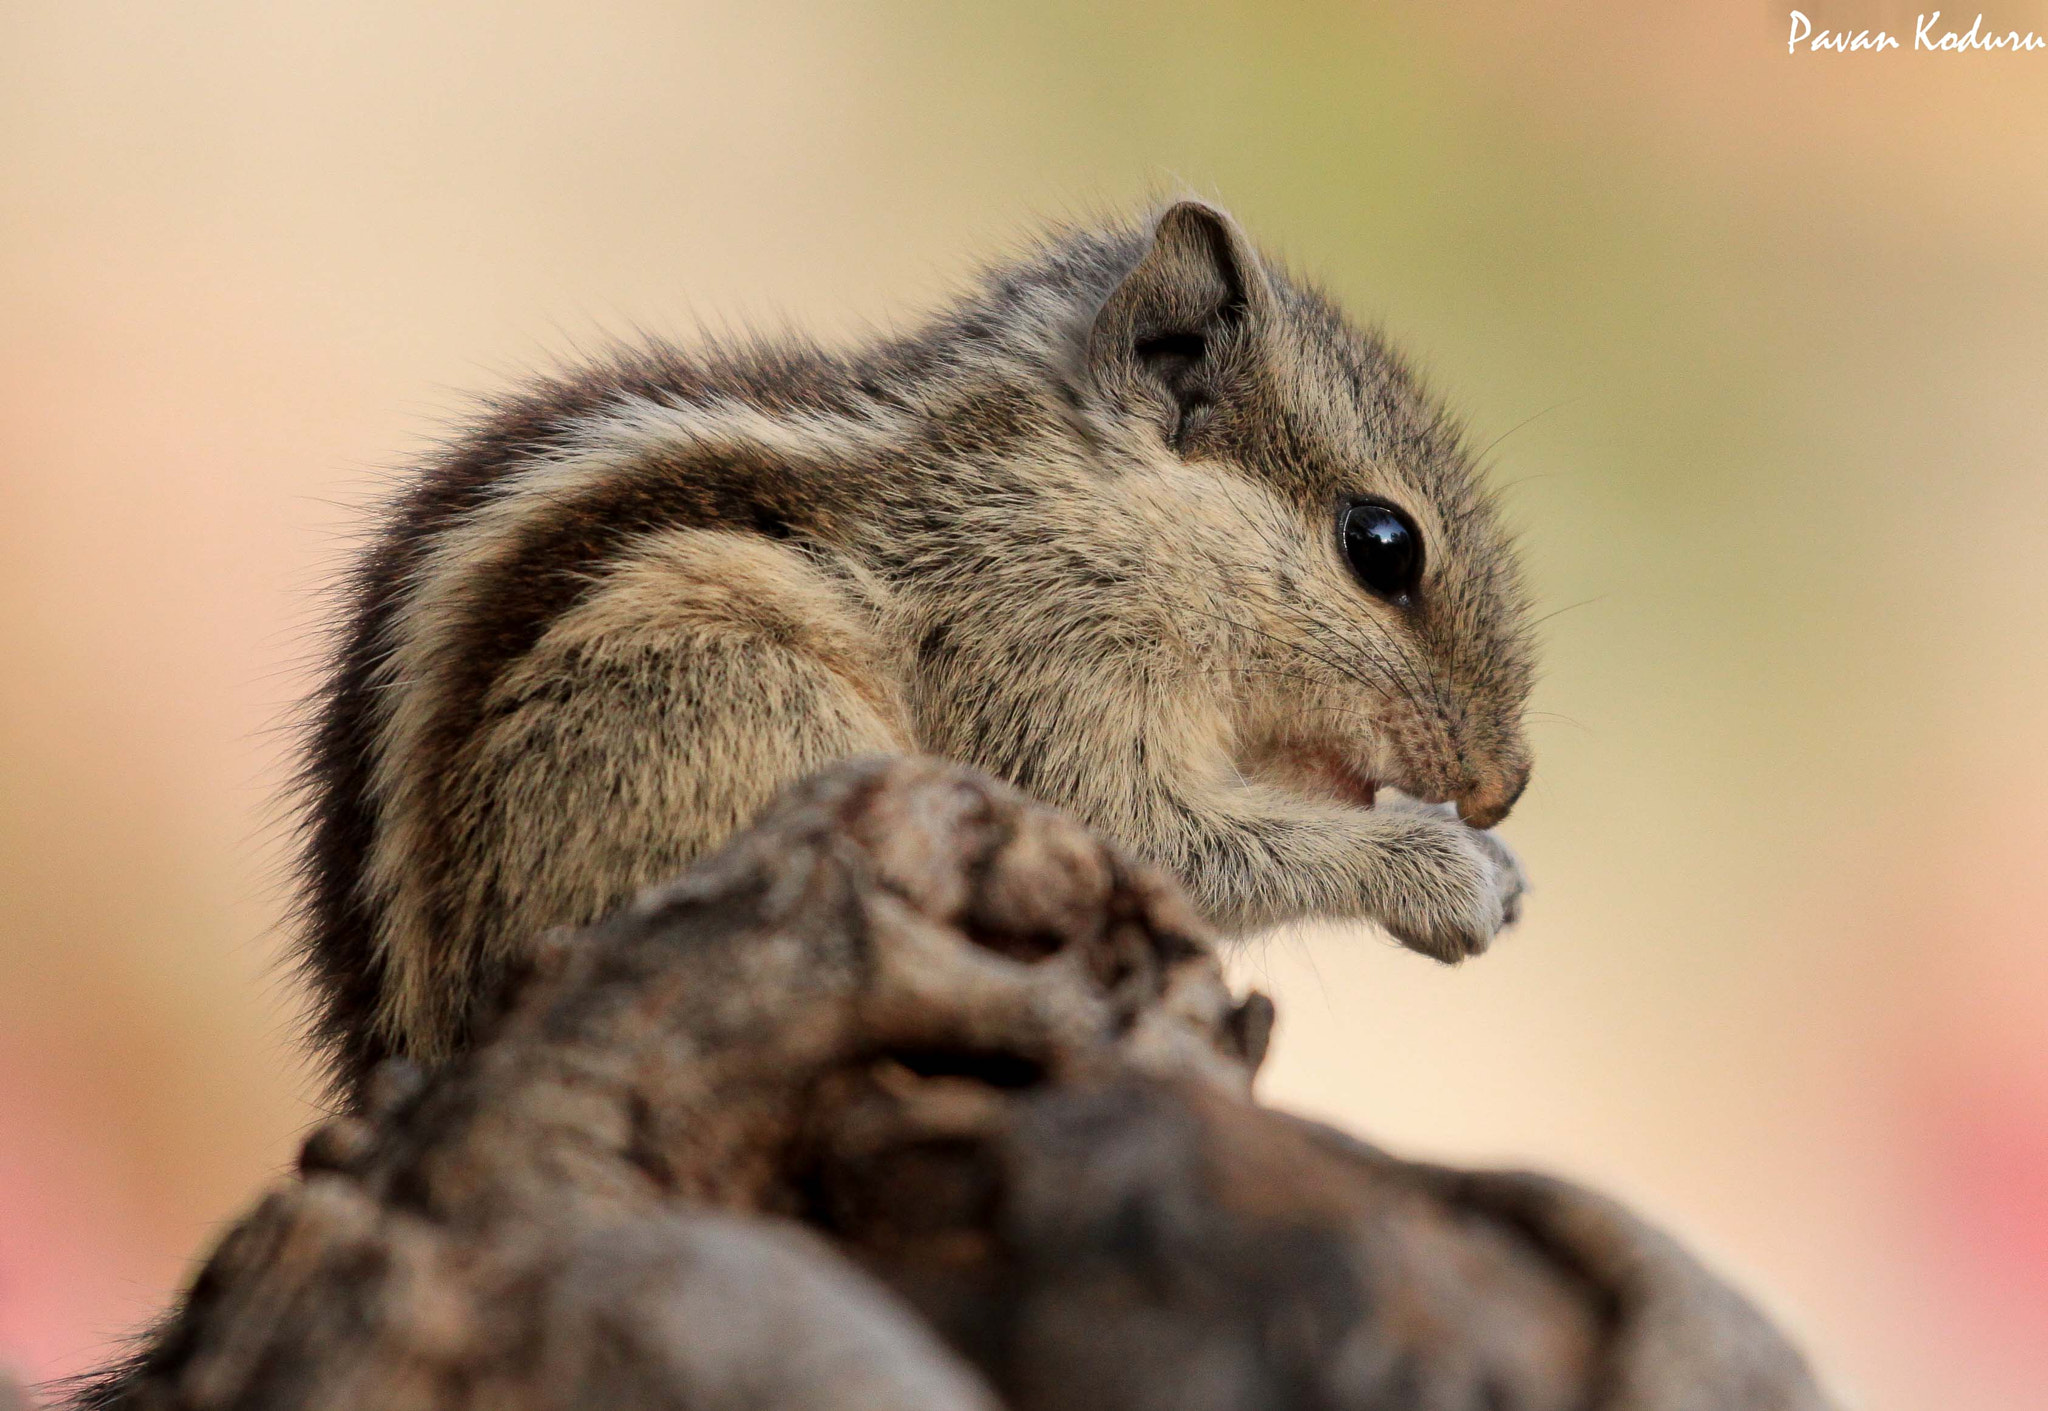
[3,4,2045,1406]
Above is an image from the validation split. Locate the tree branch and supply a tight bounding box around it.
[79,758,1836,1411]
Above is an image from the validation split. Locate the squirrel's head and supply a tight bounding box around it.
[1060,200,1535,829]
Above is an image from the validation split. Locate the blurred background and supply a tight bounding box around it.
[3,2,2045,1405]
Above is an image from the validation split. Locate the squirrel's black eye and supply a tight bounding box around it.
[1339,501,1422,603]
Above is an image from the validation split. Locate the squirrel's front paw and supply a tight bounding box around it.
[1374,805,1527,963]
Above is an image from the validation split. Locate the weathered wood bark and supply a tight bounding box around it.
[77,758,1836,1411]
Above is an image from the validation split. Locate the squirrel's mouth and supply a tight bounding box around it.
[1244,740,1380,810]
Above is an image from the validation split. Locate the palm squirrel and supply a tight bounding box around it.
[298,200,1536,1104]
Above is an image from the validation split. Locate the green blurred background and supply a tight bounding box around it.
[4,3,2045,1405]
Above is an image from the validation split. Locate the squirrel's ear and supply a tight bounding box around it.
[1087,200,1270,442]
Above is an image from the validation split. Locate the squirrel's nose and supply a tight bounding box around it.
[1455,758,1530,830]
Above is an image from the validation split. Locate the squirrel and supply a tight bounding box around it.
[296,199,1536,1106]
